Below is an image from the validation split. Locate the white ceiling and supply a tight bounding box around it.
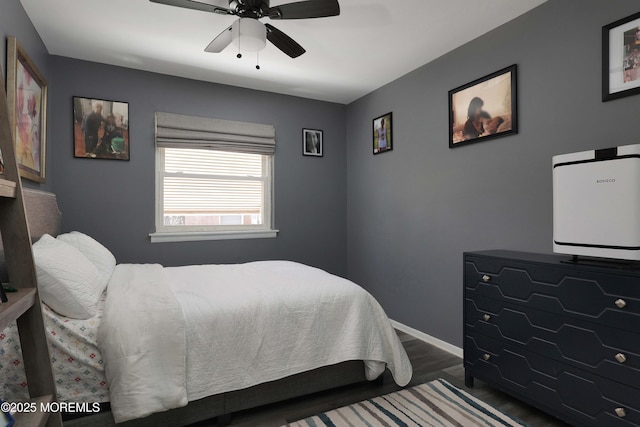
[21,0,546,104]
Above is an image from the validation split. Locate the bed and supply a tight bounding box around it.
[0,190,412,426]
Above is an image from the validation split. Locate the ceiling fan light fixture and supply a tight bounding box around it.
[232,18,267,52]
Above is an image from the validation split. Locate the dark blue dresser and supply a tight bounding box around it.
[464,250,640,427]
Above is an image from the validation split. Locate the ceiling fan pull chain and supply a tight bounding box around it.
[256,50,261,70]
[237,18,242,58]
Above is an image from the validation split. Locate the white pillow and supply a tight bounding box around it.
[57,231,116,290]
[32,234,103,319]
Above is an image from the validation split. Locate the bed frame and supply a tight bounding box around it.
[19,189,373,426]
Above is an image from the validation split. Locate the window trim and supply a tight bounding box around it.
[150,147,278,243]
[149,229,278,243]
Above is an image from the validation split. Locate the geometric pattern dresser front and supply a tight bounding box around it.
[464,251,640,427]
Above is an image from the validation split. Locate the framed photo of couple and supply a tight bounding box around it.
[73,96,130,160]
[449,65,518,148]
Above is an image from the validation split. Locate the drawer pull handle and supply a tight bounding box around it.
[482,275,491,283]
[482,314,491,322]
[482,353,491,361]
[615,407,626,418]
[615,299,627,309]
[615,353,627,364]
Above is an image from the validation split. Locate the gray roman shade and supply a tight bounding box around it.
[155,112,276,155]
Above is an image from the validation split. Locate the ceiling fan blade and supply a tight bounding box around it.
[204,25,233,53]
[269,0,340,19]
[265,24,306,58]
[149,0,233,15]
[268,0,340,20]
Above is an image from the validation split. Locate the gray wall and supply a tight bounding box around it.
[0,0,52,191]
[345,0,640,347]
[7,0,640,348]
[49,57,347,275]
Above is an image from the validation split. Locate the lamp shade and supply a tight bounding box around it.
[232,18,267,52]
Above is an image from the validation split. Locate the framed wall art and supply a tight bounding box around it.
[373,112,392,155]
[73,96,130,160]
[449,65,517,148]
[302,128,323,157]
[7,36,48,183]
[603,11,640,102]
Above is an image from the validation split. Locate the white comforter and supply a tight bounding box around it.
[99,261,412,423]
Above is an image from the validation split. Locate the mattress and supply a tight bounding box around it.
[0,292,109,403]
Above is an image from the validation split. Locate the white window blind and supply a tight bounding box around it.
[151,113,277,242]
[155,112,276,155]
[163,149,264,218]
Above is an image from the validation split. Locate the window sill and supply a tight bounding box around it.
[149,229,279,243]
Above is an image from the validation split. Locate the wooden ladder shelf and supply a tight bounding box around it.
[0,63,62,425]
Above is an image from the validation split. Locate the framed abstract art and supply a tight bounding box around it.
[7,36,48,182]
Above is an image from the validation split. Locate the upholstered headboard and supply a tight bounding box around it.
[22,189,62,240]
[0,189,61,281]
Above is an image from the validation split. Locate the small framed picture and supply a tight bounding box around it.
[302,128,323,157]
[373,112,392,155]
[73,96,130,160]
[603,11,640,102]
[7,36,48,183]
[449,65,517,148]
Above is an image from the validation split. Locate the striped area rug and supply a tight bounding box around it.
[285,379,529,427]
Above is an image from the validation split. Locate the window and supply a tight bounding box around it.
[150,113,277,242]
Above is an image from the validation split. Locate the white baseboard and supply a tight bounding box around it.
[390,319,463,358]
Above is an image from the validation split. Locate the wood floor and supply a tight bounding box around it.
[190,331,570,427]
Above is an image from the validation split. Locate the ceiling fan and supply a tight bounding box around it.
[149,0,340,59]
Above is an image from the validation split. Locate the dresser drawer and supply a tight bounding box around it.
[465,296,640,389]
[465,333,640,427]
[465,257,640,332]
